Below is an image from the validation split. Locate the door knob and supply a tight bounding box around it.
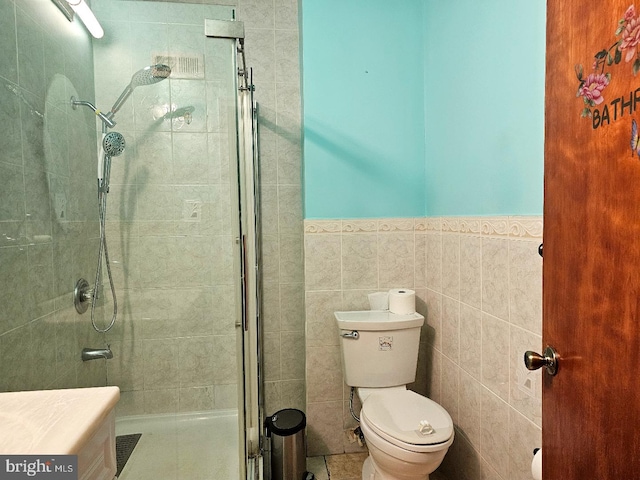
[524,345,558,376]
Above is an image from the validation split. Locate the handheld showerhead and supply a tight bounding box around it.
[103,132,125,157]
[108,64,171,119]
[98,131,125,185]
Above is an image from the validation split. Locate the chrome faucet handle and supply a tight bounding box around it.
[74,278,92,314]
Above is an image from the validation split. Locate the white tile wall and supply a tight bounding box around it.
[304,216,542,479]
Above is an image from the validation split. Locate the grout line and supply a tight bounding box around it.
[324,455,330,479]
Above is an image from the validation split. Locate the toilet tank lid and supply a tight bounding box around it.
[334,310,424,331]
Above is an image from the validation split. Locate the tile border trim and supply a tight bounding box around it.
[304,217,543,239]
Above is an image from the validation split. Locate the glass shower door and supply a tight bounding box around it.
[86,2,258,479]
[204,19,263,480]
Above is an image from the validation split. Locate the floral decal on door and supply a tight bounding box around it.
[576,5,640,126]
[631,119,640,157]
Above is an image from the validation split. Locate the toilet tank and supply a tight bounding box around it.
[334,310,424,388]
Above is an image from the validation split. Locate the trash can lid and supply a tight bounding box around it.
[266,408,306,436]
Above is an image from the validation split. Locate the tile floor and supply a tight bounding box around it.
[306,453,367,480]
[306,453,448,480]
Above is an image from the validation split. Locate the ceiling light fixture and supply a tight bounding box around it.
[52,0,104,39]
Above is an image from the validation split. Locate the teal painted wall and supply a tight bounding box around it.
[423,1,546,216]
[301,0,426,219]
[301,1,546,219]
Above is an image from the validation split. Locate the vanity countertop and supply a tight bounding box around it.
[0,386,120,454]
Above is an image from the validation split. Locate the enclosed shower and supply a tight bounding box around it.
[86,5,263,478]
[0,0,267,479]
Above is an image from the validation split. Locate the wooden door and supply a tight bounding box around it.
[545,0,640,478]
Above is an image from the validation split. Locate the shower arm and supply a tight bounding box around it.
[71,97,116,128]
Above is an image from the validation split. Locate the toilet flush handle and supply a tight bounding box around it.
[340,330,359,340]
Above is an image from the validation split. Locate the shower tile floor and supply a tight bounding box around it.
[116,411,239,480]
[306,453,448,480]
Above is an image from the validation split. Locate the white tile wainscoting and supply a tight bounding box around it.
[304,216,542,480]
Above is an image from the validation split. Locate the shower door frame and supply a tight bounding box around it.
[205,19,263,480]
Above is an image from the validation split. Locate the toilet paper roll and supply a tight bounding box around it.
[531,448,542,480]
[388,288,416,314]
[368,291,389,310]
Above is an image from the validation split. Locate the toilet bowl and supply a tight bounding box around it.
[358,388,453,480]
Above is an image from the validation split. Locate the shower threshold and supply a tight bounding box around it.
[115,410,239,480]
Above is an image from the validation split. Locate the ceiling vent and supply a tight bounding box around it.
[152,53,204,80]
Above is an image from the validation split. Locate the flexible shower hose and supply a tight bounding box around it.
[90,184,118,333]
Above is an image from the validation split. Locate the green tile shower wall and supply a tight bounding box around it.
[0,0,105,391]
[301,1,546,218]
[90,0,306,417]
[301,0,427,219]
[91,0,241,416]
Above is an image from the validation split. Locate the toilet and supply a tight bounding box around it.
[334,310,454,480]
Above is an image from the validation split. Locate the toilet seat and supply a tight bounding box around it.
[361,389,453,453]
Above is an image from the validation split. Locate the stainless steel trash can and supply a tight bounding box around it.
[265,408,307,480]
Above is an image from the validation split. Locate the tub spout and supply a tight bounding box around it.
[81,345,113,361]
